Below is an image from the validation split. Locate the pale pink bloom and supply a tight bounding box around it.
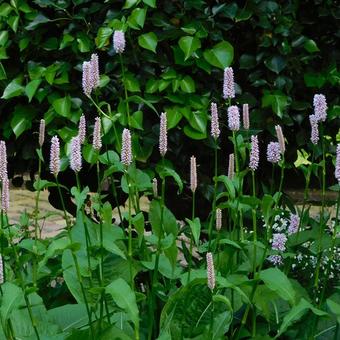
[228,106,240,131]
[121,128,132,166]
[335,144,340,183]
[78,114,86,145]
[39,119,45,147]
[249,135,259,171]
[49,136,60,176]
[152,178,158,198]
[309,114,319,145]
[82,61,92,97]
[206,252,215,290]
[1,176,9,214]
[216,208,222,231]
[242,104,249,130]
[70,136,82,173]
[210,102,220,139]
[313,94,327,122]
[0,141,8,181]
[228,153,235,179]
[223,67,235,99]
[93,117,102,151]
[275,125,285,154]
[90,53,100,89]
[159,112,167,157]
[113,31,126,54]
[190,155,197,193]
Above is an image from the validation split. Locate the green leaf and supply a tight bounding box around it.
[124,74,141,92]
[149,200,178,237]
[180,76,195,93]
[178,36,201,61]
[71,186,89,212]
[0,282,23,321]
[33,179,57,191]
[264,55,287,74]
[83,145,99,165]
[128,8,146,30]
[260,268,296,305]
[203,41,234,70]
[303,39,319,53]
[106,278,139,327]
[25,79,42,102]
[48,304,88,332]
[186,217,201,246]
[25,14,50,30]
[0,62,7,80]
[143,0,156,7]
[304,72,326,88]
[52,96,71,117]
[138,32,158,53]
[95,27,113,48]
[11,105,36,138]
[157,165,183,193]
[123,0,139,9]
[1,77,24,99]
[131,110,143,130]
[261,92,288,118]
[327,299,340,323]
[277,298,327,336]
[294,149,311,168]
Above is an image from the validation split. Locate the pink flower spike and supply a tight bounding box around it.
[223,67,235,99]
[121,128,132,167]
[0,141,8,182]
[39,119,45,147]
[159,112,167,157]
[190,155,197,193]
[49,136,60,177]
[249,135,259,171]
[78,114,86,145]
[93,117,102,151]
[242,104,249,130]
[1,176,9,214]
[113,31,126,54]
[70,136,82,173]
[206,252,215,290]
[335,144,340,183]
[82,61,92,97]
[210,102,220,139]
[90,53,100,89]
[227,106,240,131]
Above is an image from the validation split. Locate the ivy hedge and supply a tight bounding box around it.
[0,0,339,198]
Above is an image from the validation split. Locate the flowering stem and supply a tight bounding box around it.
[148,158,166,339]
[55,177,95,340]
[208,141,218,250]
[6,216,41,340]
[251,170,257,275]
[314,125,327,289]
[119,53,131,128]
[187,191,195,283]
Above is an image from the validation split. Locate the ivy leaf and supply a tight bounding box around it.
[138,32,157,53]
[203,41,234,70]
[180,76,195,93]
[52,96,71,118]
[1,76,24,99]
[264,55,287,74]
[25,79,42,102]
[95,27,113,48]
[303,39,319,53]
[128,8,146,30]
[294,149,311,168]
[143,0,156,7]
[178,36,201,61]
[261,92,288,118]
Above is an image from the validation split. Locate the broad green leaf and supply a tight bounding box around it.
[260,267,295,305]
[131,110,143,130]
[186,217,201,245]
[33,179,57,191]
[128,8,146,30]
[124,73,141,92]
[178,36,201,61]
[264,55,287,74]
[180,76,195,93]
[138,32,157,53]
[25,79,41,102]
[261,92,288,118]
[123,0,139,9]
[95,27,113,48]
[1,76,24,99]
[327,299,340,323]
[25,14,50,30]
[83,144,99,164]
[76,32,91,52]
[0,62,7,80]
[158,166,183,194]
[303,39,319,53]
[10,105,36,137]
[106,278,139,327]
[52,96,71,118]
[183,125,207,140]
[203,41,234,70]
[149,200,178,237]
[0,282,23,321]
[143,0,156,7]
[47,304,88,332]
[277,298,327,335]
[0,31,9,46]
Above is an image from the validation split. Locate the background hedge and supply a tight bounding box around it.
[0,0,339,212]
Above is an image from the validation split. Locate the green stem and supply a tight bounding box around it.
[6,217,40,340]
[208,141,218,250]
[187,191,195,283]
[55,177,95,340]
[251,171,257,275]
[148,158,166,339]
[119,53,131,128]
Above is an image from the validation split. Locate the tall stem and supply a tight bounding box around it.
[187,191,195,283]
[55,177,95,339]
[208,142,218,250]
[5,215,40,340]
[251,171,257,275]
[119,53,131,128]
[148,158,166,339]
